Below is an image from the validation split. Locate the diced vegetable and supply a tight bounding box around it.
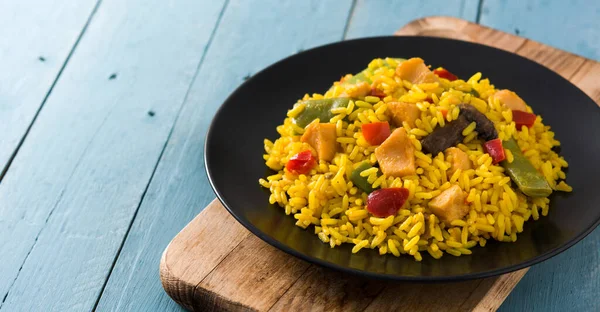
[484,138,506,164]
[492,89,528,111]
[395,57,439,84]
[458,104,498,141]
[361,122,391,145]
[301,122,337,161]
[440,109,448,119]
[351,162,377,193]
[291,98,349,128]
[342,81,371,98]
[343,71,368,85]
[512,110,536,129]
[445,147,472,176]
[433,68,458,81]
[470,88,480,98]
[366,188,409,217]
[374,128,416,177]
[501,138,552,197]
[369,87,387,98]
[428,185,468,223]
[286,150,316,174]
[421,115,470,155]
[386,101,421,128]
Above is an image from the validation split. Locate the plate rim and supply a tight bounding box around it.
[204,35,600,282]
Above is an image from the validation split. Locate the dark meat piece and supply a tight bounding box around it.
[421,115,470,155]
[458,104,498,141]
[421,103,499,155]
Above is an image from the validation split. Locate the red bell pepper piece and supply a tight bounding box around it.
[369,87,387,99]
[367,188,410,217]
[361,122,391,145]
[286,150,316,174]
[433,68,458,81]
[484,138,506,164]
[512,110,537,130]
[440,109,448,119]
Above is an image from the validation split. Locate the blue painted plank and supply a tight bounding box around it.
[345,0,479,39]
[0,0,98,175]
[0,0,227,310]
[480,0,600,61]
[94,0,354,310]
[500,228,600,312]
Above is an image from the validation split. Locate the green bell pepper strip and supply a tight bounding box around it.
[501,138,552,197]
[293,59,406,128]
[342,71,368,85]
[351,162,377,194]
[291,98,349,128]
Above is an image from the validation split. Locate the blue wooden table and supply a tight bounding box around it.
[1,1,598,311]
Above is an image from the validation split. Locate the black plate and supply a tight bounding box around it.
[205,36,600,281]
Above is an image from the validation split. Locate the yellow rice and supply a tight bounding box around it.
[260,57,571,261]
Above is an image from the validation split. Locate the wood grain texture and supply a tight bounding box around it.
[268,265,385,312]
[94,1,354,311]
[198,235,311,311]
[344,0,479,39]
[480,0,600,61]
[395,16,587,79]
[161,200,528,312]
[364,269,528,312]
[395,16,526,52]
[0,0,226,310]
[515,40,586,79]
[570,60,600,101]
[160,200,252,311]
[159,16,600,312]
[0,0,98,174]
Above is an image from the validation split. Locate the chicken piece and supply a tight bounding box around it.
[395,57,439,84]
[492,89,528,111]
[445,147,472,177]
[301,122,337,161]
[374,128,416,177]
[387,101,421,128]
[428,185,469,223]
[341,81,371,98]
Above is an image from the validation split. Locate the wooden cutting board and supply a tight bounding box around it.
[160,17,600,312]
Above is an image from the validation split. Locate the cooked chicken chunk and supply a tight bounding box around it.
[387,101,421,128]
[445,147,472,177]
[492,89,528,111]
[395,57,439,84]
[374,128,416,177]
[428,185,468,223]
[301,122,337,161]
[341,81,371,98]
